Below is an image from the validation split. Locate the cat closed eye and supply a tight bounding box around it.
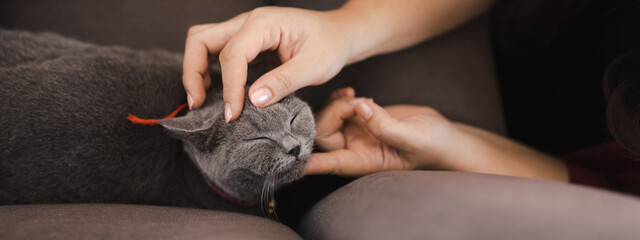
[248,137,272,141]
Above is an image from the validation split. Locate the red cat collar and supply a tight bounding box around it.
[204,176,260,207]
[127,104,188,125]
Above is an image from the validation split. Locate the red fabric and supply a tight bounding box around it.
[203,176,260,207]
[566,164,610,189]
[563,142,640,197]
[127,104,188,125]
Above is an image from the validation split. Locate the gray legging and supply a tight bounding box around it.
[299,171,640,240]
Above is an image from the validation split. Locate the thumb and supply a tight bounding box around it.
[354,100,409,149]
[248,56,325,107]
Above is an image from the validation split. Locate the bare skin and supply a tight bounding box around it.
[182,0,494,121]
[308,88,568,182]
[182,1,569,181]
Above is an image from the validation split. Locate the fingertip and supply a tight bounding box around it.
[303,159,318,175]
[355,101,373,122]
[249,87,273,107]
[224,102,232,123]
[184,89,206,110]
[230,109,242,122]
[222,90,244,122]
[304,154,321,175]
[248,76,283,108]
[229,101,243,122]
[328,87,356,103]
[250,59,311,107]
[342,87,355,97]
[305,153,337,176]
[183,73,208,109]
[187,94,194,110]
[189,91,207,110]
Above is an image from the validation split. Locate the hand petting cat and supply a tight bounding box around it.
[182,7,354,122]
[182,0,493,122]
[307,88,568,182]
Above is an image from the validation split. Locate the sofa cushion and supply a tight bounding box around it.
[0,204,301,240]
[0,0,268,52]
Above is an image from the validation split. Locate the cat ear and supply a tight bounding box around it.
[158,104,223,146]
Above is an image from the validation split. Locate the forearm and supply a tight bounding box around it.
[330,0,495,64]
[450,123,569,182]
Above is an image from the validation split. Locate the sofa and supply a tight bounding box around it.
[2,0,639,239]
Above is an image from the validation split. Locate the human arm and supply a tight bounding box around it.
[307,88,568,182]
[450,123,568,182]
[338,0,496,64]
[182,0,495,122]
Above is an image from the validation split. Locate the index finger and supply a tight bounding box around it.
[218,19,280,122]
[182,14,249,110]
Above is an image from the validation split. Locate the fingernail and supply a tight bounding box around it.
[356,102,373,122]
[250,88,272,107]
[224,102,232,123]
[187,94,194,110]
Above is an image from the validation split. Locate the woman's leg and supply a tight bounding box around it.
[299,171,640,239]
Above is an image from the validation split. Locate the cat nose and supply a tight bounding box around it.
[287,145,300,157]
[281,134,301,157]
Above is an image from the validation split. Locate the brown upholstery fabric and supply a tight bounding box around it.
[0,204,301,240]
[280,0,504,134]
[275,0,344,11]
[0,0,506,134]
[299,171,640,240]
[0,0,268,53]
[295,17,506,134]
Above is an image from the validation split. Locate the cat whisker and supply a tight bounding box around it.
[261,174,280,221]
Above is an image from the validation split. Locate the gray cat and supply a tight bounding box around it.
[0,29,315,216]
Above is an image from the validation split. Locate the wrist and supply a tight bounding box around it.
[434,123,478,172]
[407,121,472,172]
[450,123,569,182]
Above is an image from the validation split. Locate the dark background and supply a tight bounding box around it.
[491,0,640,154]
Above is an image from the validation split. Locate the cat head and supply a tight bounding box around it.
[158,92,315,203]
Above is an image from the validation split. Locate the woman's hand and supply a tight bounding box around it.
[306,88,463,176]
[182,7,357,122]
[182,0,495,123]
[308,88,568,182]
